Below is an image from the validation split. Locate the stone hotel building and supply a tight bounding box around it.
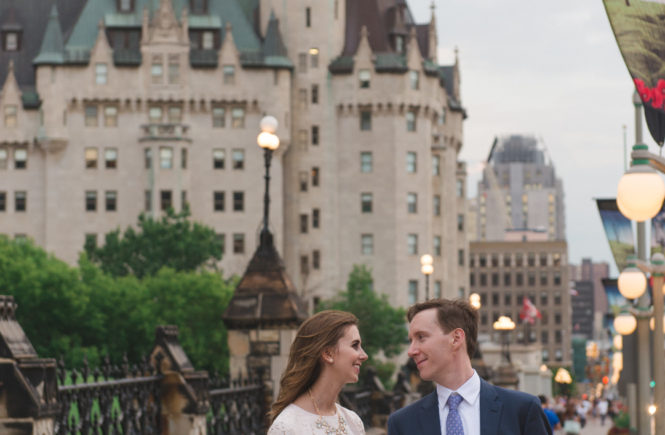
[0,0,468,307]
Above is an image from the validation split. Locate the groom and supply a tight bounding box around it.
[387,299,551,435]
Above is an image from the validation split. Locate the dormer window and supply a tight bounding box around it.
[3,31,19,51]
[190,0,208,14]
[117,0,134,13]
[395,35,404,54]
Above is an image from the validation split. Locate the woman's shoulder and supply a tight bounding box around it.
[268,404,316,435]
[337,404,366,434]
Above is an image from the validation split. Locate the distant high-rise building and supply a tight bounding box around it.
[570,258,610,340]
[476,135,565,241]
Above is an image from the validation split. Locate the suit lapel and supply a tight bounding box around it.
[479,379,502,435]
[418,391,441,435]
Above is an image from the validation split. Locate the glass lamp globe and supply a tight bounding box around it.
[257,131,279,150]
[616,165,665,222]
[614,312,637,335]
[421,264,433,275]
[260,115,278,133]
[617,266,647,299]
[420,254,433,266]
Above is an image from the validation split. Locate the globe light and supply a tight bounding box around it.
[614,312,637,335]
[469,293,481,310]
[420,264,433,275]
[618,266,647,300]
[259,115,278,134]
[257,131,279,150]
[554,367,572,384]
[616,164,665,222]
[420,254,433,266]
[493,315,515,331]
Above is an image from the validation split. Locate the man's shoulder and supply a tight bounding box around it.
[389,392,436,421]
[482,381,540,406]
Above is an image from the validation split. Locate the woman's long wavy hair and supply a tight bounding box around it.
[268,310,358,423]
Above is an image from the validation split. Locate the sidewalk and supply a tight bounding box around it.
[560,416,610,435]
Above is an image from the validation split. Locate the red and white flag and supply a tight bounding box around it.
[520,297,542,324]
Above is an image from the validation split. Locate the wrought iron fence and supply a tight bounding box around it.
[55,355,162,435]
[207,375,266,435]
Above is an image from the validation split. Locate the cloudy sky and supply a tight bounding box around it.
[410,0,655,276]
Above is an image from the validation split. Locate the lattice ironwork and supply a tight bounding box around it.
[207,376,266,435]
[55,355,162,435]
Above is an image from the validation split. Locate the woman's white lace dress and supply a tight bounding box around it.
[268,403,366,435]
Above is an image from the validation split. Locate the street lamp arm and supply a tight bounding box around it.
[632,147,665,174]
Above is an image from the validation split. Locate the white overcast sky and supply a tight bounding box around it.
[411,0,655,276]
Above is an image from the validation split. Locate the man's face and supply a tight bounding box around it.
[407,308,455,383]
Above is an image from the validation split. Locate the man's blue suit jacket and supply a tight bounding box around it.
[387,379,552,435]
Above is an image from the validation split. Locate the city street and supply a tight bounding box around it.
[566,416,612,435]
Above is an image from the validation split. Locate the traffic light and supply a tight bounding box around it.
[650,380,656,388]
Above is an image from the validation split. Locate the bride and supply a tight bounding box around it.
[268,310,368,434]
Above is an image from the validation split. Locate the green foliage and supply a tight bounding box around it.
[318,265,407,383]
[613,410,630,429]
[85,206,222,279]
[0,235,234,374]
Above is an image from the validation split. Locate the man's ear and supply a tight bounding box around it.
[452,328,466,347]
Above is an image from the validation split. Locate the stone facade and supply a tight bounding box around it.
[0,0,467,308]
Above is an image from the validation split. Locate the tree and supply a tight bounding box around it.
[318,265,407,383]
[85,206,222,279]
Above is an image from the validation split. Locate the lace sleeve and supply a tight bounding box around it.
[267,419,297,435]
[343,409,366,435]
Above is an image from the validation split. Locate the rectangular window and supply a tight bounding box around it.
[14,190,26,210]
[213,191,225,211]
[407,193,417,213]
[311,84,319,104]
[168,54,179,84]
[104,148,118,169]
[300,255,309,275]
[160,190,171,211]
[305,7,311,27]
[300,214,308,233]
[313,250,321,269]
[144,148,152,169]
[14,149,26,169]
[432,155,440,176]
[361,193,372,213]
[359,69,370,88]
[149,106,162,123]
[232,149,244,169]
[85,148,98,169]
[504,273,512,286]
[233,191,244,211]
[457,214,464,231]
[159,147,173,169]
[311,167,320,186]
[233,233,244,254]
[202,31,214,49]
[433,195,441,216]
[434,281,442,299]
[145,190,152,211]
[360,110,372,131]
[360,152,372,173]
[212,107,225,127]
[298,89,307,108]
[433,236,442,256]
[105,190,117,211]
[3,105,16,127]
[408,280,418,305]
[168,106,182,123]
[231,107,245,128]
[4,32,18,51]
[439,107,446,125]
[540,272,548,286]
[456,179,464,197]
[406,151,417,173]
[223,65,235,84]
[553,272,561,286]
[0,148,6,169]
[104,106,118,127]
[0,192,5,211]
[310,48,319,68]
[85,105,98,126]
[216,233,225,254]
[151,55,163,84]
[181,148,187,169]
[409,70,419,90]
[311,125,319,145]
[406,110,416,132]
[213,149,225,169]
[85,190,97,211]
[361,234,374,255]
[298,129,308,149]
[119,0,133,13]
[298,53,307,72]
[181,190,187,207]
[312,208,320,228]
[299,171,308,192]
[516,272,523,286]
[95,63,108,84]
[407,234,418,255]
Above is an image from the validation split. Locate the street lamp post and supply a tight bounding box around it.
[257,116,280,241]
[420,254,433,300]
[493,315,516,363]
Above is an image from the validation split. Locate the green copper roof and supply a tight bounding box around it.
[374,53,407,72]
[33,5,65,65]
[188,14,222,29]
[104,13,142,28]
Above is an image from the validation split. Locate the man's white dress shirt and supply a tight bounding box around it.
[436,370,481,435]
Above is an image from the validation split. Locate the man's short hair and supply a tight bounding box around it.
[407,298,478,359]
[538,395,547,405]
